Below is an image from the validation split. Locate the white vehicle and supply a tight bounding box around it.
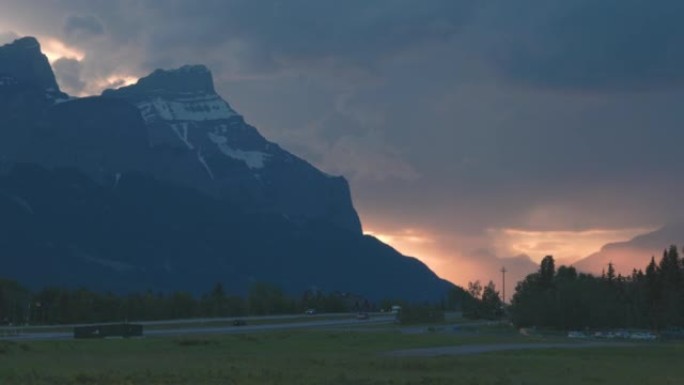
[568,331,586,339]
[630,332,657,340]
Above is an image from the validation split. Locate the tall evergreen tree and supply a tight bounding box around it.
[540,255,555,288]
[658,245,683,326]
[480,281,504,320]
[606,262,616,283]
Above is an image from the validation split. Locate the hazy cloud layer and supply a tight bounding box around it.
[64,15,105,40]
[0,31,19,45]
[2,0,684,287]
[52,57,86,94]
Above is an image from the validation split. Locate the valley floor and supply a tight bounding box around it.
[0,322,682,385]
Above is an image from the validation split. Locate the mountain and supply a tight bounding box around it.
[101,65,361,233]
[0,36,66,100]
[0,37,453,301]
[0,163,451,300]
[573,224,684,275]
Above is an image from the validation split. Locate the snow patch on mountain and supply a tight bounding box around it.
[197,150,215,179]
[136,94,235,123]
[208,132,269,169]
[53,95,75,104]
[170,122,195,150]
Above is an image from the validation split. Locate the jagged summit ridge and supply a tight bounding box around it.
[103,65,236,123]
[103,65,263,173]
[104,64,216,96]
[0,37,63,95]
[10,36,41,50]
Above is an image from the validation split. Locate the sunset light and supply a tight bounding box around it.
[39,36,85,63]
[2,2,684,382]
[364,226,467,285]
[489,227,656,264]
[98,74,138,89]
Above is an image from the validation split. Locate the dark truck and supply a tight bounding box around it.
[73,323,143,339]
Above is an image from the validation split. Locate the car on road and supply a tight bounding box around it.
[304,309,317,315]
[356,312,369,320]
[232,319,247,326]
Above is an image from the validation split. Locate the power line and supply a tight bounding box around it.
[500,267,507,305]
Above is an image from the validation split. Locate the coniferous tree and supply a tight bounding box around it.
[510,246,684,330]
[540,255,555,288]
[480,281,504,320]
[606,262,616,283]
[658,246,682,327]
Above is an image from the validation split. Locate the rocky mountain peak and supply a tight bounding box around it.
[105,64,216,97]
[10,36,41,50]
[102,64,362,233]
[0,36,61,92]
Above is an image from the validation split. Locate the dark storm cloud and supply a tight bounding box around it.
[482,0,684,91]
[63,15,105,39]
[6,0,684,90]
[135,0,479,72]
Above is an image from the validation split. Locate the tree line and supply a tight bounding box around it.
[460,280,504,320]
[0,281,372,325]
[510,245,684,330]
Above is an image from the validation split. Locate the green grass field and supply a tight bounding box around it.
[1,329,682,385]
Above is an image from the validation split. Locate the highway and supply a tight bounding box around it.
[0,312,352,331]
[0,313,396,341]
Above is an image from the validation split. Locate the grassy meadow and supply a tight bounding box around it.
[0,328,682,385]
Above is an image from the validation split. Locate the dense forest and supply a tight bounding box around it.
[0,281,375,325]
[510,245,684,330]
[6,245,681,329]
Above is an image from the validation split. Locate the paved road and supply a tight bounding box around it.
[0,315,396,342]
[0,312,360,332]
[387,342,637,357]
[398,321,506,334]
[146,316,394,337]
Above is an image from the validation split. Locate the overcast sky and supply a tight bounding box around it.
[2,0,684,294]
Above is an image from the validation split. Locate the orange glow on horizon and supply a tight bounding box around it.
[364,222,657,291]
[365,228,434,248]
[102,75,138,88]
[489,227,655,263]
[40,37,85,63]
[364,227,459,282]
[69,74,138,97]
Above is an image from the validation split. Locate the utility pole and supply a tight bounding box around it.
[500,267,507,305]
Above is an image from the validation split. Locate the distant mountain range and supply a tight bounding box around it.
[573,224,684,275]
[0,37,455,301]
